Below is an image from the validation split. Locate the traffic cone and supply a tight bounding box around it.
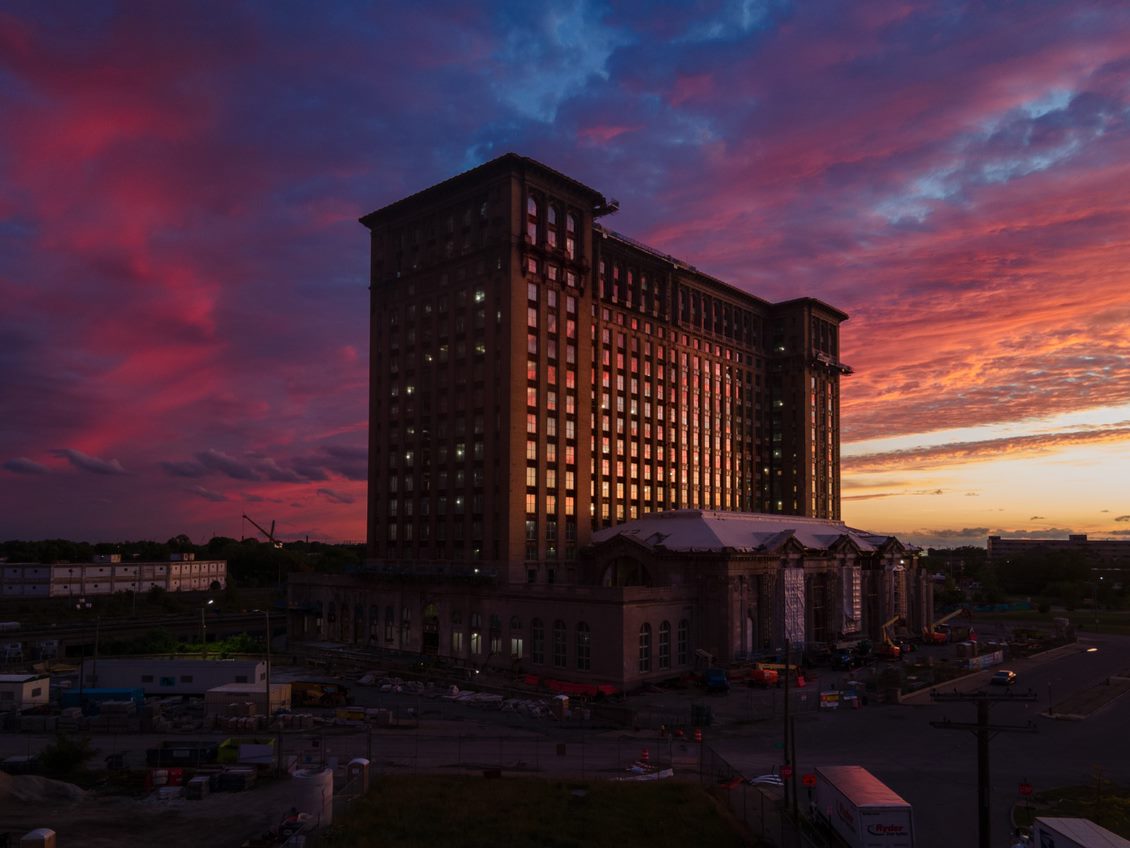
[640,747,650,764]
[694,727,703,743]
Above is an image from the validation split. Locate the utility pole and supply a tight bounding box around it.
[930,687,1038,848]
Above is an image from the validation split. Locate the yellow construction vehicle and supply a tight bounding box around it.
[291,681,349,708]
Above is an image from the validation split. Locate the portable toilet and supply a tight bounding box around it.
[347,757,371,793]
[20,829,56,848]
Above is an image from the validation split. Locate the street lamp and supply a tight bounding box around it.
[201,599,214,659]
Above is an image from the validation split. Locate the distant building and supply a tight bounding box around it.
[0,553,227,598]
[287,154,927,691]
[987,534,1130,566]
[988,534,1130,589]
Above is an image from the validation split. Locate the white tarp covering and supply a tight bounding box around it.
[783,568,805,647]
[843,566,861,632]
[889,565,908,618]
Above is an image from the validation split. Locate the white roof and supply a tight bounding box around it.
[206,682,287,694]
[1037,818,1130,847]
[591,510,912,555]
[0,674,48,684]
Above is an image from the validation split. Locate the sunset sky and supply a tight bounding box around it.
[1,1,1128,550]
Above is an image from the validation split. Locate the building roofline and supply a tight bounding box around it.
[360,153,609,229]
[772,296,850,322]
[596,226,776,309]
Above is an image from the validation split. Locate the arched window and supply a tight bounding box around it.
[547,205,559,249]
[576,622,591,671]
[531,618,545,664]
[369,605,379,641]
[677,619,689,666]
[553,620,567,668]
[658,621,671,670]
[526,195,539,243]
[638,624,652,673]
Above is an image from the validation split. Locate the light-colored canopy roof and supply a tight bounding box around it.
[591,510,914,555]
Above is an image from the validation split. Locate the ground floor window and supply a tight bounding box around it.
[531,619,544,664]
[576,622,591,670]
[452,631,464,654]
[553,620,567,667]
[639,623,651,673]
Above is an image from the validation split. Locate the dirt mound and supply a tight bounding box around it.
[0,771,85,803]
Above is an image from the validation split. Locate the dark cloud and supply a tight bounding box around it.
[317,488,355,505]
[1115,515,1130,522]
[51,448,127,475]
[321,444,368,481]
[190,485,227,502]
[922,528,991,539]
[988,528,1077,539]
[195,449,259,481]
[844,425,1130,473]
[161,460,206,478]
[3,457,49,474]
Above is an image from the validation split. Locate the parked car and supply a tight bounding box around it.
[990,670,1017,686]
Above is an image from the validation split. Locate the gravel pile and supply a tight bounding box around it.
[0,772,85,804]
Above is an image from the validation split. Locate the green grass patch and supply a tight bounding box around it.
[1016,784,1130,837]
[319,775,751,848]
[993,609,1130,636]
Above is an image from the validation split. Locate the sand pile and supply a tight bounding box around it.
[0,771,85,803]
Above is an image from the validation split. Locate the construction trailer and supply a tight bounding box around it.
[81,658,266,695]
[0,673,50,711]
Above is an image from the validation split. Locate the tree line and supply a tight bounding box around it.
[0,536,366,588]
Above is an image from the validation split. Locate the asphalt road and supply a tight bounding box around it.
[716,631,1130,848]
[3,631,1127,848]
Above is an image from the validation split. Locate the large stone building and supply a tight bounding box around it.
[287,154,927,690]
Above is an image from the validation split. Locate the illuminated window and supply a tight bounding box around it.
[547,206,558,249]
[527,195,539,242]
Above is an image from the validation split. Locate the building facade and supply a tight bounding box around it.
[287,154,925,691]
[0,554,227,598]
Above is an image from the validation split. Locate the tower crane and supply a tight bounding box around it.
[242,514,283,549]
